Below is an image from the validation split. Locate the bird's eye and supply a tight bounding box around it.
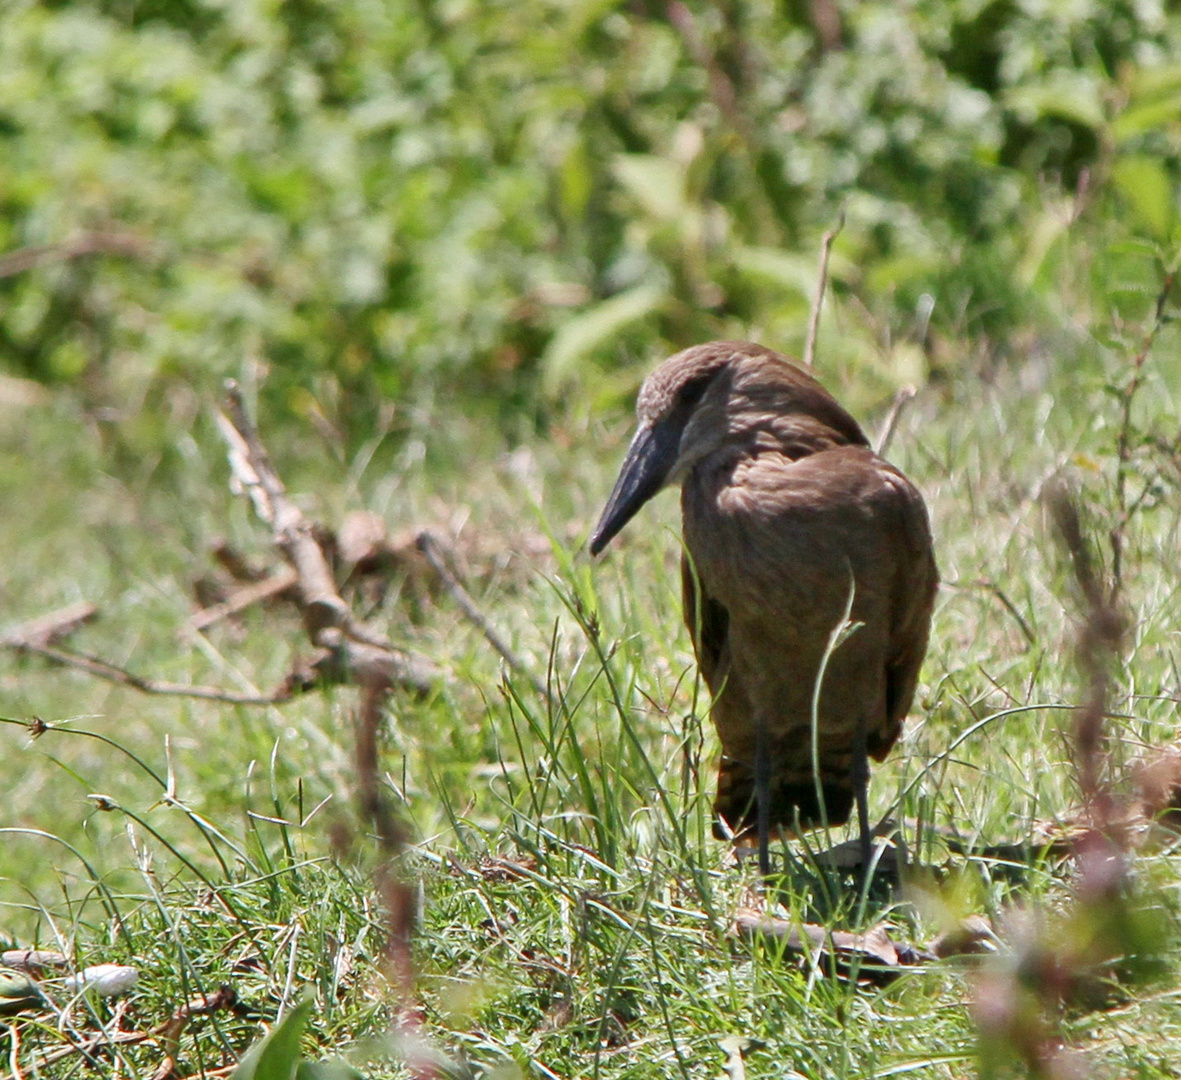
[676,373,714,410]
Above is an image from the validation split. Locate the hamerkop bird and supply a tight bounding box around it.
[590,341,937,874]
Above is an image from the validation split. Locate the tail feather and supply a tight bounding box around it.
[712,756,856,842]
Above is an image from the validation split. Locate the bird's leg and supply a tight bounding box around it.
[755,719,772,876]
[852,720,871,876]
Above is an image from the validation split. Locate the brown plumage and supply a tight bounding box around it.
[590,341,938,873]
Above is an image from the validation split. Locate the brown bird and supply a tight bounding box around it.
[590,341,938,874]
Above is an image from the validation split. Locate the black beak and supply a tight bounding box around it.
[589,419,682,555]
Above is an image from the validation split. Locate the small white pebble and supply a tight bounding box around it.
[64,964,140,997]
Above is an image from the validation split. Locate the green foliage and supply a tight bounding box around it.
[5,0,1181,436]
[233,995,364,1080]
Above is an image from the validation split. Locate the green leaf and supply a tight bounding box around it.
[540,282,665,397]
[232,996,314,1080]
[1112,94,1181,143]
[729,247,816,297]
[1117,63,1181,140]
[1006,74,1105,129]
[1112,155,1174,241]
[611,154,686,222]
[0,969,43,1015]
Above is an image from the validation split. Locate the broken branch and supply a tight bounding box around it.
[216,380,440,695]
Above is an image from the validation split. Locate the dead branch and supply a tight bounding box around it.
[416,531,549,700]
[216,380,439,695]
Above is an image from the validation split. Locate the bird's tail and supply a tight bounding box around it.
[712,755,856,844]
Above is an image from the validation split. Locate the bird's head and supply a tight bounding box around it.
[588,341,867,555]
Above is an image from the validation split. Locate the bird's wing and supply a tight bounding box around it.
[875,466,939,760]
[680,552,730,687]
[684,445,935,742]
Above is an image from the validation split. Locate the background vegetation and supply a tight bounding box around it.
[4,0,1181,1076]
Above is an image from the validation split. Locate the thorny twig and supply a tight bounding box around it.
[415,531,549,701]
[353,675,442,1080]
[1110,269,1174,598]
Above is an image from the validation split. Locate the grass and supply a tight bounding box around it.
[3,314,1181,1077]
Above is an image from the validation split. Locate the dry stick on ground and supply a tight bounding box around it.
[215,380,439,695]
[415,531,549,701]
[0,600,302,705]
[802,209,845,370]
[0,602,289,705]
[148,986,238,1080]
[188,566,299,633]
[1,602,99,648]
[9,643,291,706]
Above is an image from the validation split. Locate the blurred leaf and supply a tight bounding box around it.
[1112,93,1181,143]
[611,154,686,222]
[1112,155,1175,242]
[541,282,665,397]
[232,996,313,1080]
[1007,74,1105,129]
[730,247,818,298]
[1116,63,1181,142]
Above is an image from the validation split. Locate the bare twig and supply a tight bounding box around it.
[874,385,916,457]
[1046,483,1125,823]
[149,986,237,1080]
[24,1030,152,1071]
[802,209,845,369]
[0,231,149,279]
[416,531,548,700]
[13,986,238,1078]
